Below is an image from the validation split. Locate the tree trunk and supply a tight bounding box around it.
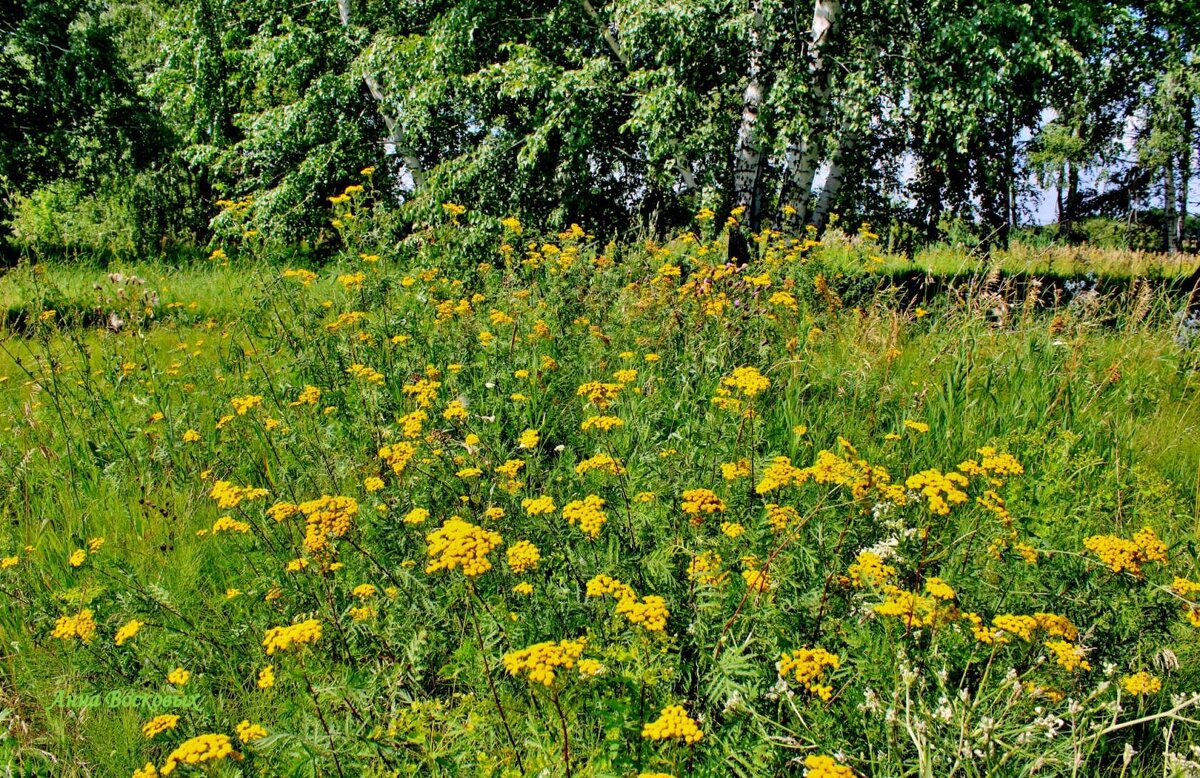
[776,0,841,222]
[337,0,425,189]
[731,0,767,231]
[1165,157,1178,254]
[812,135,851,228]
[1178,104,1193,251]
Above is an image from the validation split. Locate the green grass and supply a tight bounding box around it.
[0,224,1198,777]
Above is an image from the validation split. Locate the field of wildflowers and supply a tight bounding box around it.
[1,186,1199,776]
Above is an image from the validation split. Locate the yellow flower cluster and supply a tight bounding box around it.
[804,754,854,778]
[402,378,441,407]
[874,589,941,628]
[262,619,323,654]
[680,488,725,521]
[378,442,418,475]
[114,619,144,646]
[1084,526,1168,576]
[1047,639,1092,672]
[142,714,180,737]
[720,366,771,398]
[779,647,841,700]
[755,456,810,493]
[764,503,800,532]
[502,639,586,685]
[160,733,241,774]
[561,495,607,539]
[518,428,540,448]
[575,453,626,476]
[230,394,263,414]
[347,363,385,385]
[211,516,251,534]
[1121,671,1162,696]
[687,552,728,587]
[289,384,321,406]
[208,481,269,510]
[971,612,1078,644]
[51,608,97,643]
[721,460,750,480]
[507,540,541,573]
[404,507,429,525]
[924,577,956,600]
[522,495,557,516]
[236,720,267,743]
[576,381,624,409]
[586,574,636,601]
[957,447,1025,478]
[904,469,969,515]
[642,704,704,744]
[425,518,502,576]
[581,414,625,431]
[298,495,359,554]
[167,668,191,686]
[847,551,896,588]
[615,594,670,632]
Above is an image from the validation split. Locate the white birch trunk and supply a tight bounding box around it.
[777,0,841,219]
[813,135,851,228]
[337,0,426,189]
[731,0,767,228]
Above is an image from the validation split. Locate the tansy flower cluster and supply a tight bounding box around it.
[160,733,241,774]
[425,518,502,576]
[642,704,704,744]
[506,540,541,573]
[262,619,323,654]
[502,639,586,685]
[1084,526,1168,576]
[778,647,841,700]
[561,495,607,538]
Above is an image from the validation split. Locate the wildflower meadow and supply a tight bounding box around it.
[1,187,1199,777]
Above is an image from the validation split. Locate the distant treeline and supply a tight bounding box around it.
[0,0,1197,260]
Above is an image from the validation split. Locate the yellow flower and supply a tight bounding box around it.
[1121,671,1162,696]
[142,714,180,738]
[237,720,267,743]
[52,609,97,643]
[615,594,670,632]
[503,639,586,686]
[681,489,725,522]
[256,665,275,689]
[167,668,190,686]
[115,619,144,646]
[262,619,323,654]
[404,507,429,525]
[364,476,384,492]
[231,394,263,415]
[507,540,541,573]
[512,581,534,595]
[642,704,703,744]
[522,495,556,516]
[425,518,502,576]
[69,549,87,567]
[561,495,607,539]
[298,495,358,554]
[1047,640,1092,672]
[779,647,841,701]
[804,754,854,777]
[720,522,744,539]
[182,429,201,442]
[160,733,241,774]
[1084,526,1168,576]
[133,762,159,778]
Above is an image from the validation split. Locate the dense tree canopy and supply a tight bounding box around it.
[1,0,1197,256]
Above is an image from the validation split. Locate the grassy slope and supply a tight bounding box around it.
[0,234,1198,776]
